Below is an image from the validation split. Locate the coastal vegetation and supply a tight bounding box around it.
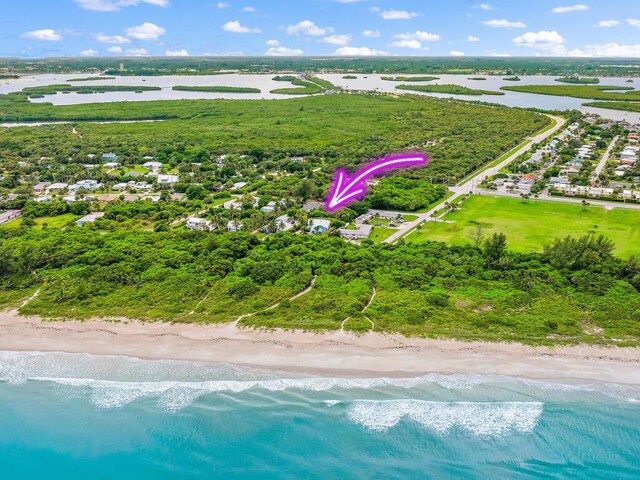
[21,84,161,97]
[584,101,640,113]
[270,76,325,95]
[555,76,600,84]
[501,84,640,101]
[503,76,521,81]
[172,86,261,93]
[396,84,504,96]
[468,77,486,81]
[342,75,358,79]
[67,77,116,82]
[7,57,640,77]
[1,225,639,345]
[0,93,550,183]
[381,76,439,82]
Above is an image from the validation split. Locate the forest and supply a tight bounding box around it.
[1,225,639,345]
[0,93,551,183]
[4,57,640,77]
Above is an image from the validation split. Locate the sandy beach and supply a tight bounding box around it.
[0,309,638,384]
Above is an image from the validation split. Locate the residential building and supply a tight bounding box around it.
[48,182,68,192]
[339,223,373,240]
[143,161,163,172]
[33,182,50,194]
[157,174,179,185]
[0,210,22,225]
[227,220,243,232]
[76,212,104,226]
[102,152,118,161]
[308,218,331,235]
[261,201,277,213]
[186,217,213,231]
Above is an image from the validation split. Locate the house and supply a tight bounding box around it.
[70,180,101,192]
[33,182,50,194]
[124,171,142,178]
[0,210,22,225]
[615,165,632,177]
[134,182,153,192]
[308,218,331,235]
[186,217,213,231]
[62,195,77,203]
[231,181,247,190]
[48,182,68,192]
[113,182,130,191]
[103,162,120,169]
[102,152,118,162]
[620,146,638,163]
[34,196,53,203]
[143,161,163,172]
[339,223,373,240]
[261,201,277,214]
[517,174,538,190]
[76,212,104,226]
[157,174,179,185]
[628,133,640,142]
[302,201,323,212]
[227,220,243,232]
[262,214,295,233]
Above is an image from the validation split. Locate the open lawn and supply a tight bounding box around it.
[1,213,78,230]
[369,227,395,242]
[405,195,640,257]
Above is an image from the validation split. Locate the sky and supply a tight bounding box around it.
[2,0,640,58]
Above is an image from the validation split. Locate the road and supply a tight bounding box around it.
[593,135,619,179]
[383,114,566,243]
[476,188,640,211]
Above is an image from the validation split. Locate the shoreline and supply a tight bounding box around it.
[0,309,639,384]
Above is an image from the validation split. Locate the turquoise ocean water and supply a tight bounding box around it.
[1,351,639,479]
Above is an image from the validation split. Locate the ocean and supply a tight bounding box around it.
[0,351,639,479]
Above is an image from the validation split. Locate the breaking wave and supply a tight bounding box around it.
[346,400,543,436]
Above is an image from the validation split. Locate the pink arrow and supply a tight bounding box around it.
[325,153,428,211]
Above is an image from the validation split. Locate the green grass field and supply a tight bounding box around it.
[369,227,395,242]
[1,213,78,230]
[405,195,640,257]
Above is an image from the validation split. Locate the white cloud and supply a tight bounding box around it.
[96,34,131,44]
[474,3,493,10]
[467,35,480,42]
[595,20,620,28]
[21,29,62,41]
[222,20,261,33]
[80,49,98,56]
[242,6,256,12]
[628,18,640,29]
[333,46,389,56]
[362,30,381,38]
[74,0,169,12]
[513,30,566,55]
[568,43,640,57]
[107,46,123,53]
[551,4,589,13]
[483,19,526,28]
[286,20,333,36]
[125,47,149,56]
[379,9,418,20]
[389,40,424,50]
[216,2,229,8]
[265,46,304,56]
[321,34,352,45]
[266,39,280,47]
[125,22,166,40]
[165,49,189,56]
[394,31,440,42]
[450,50,465,56]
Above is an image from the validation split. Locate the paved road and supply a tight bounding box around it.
[384,114,566,243]
[593,135,619,179]
[476,188,640,211]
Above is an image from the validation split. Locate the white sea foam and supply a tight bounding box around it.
[323,400,341,407]
[346,400,543,436]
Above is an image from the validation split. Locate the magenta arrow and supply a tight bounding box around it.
[325,153,428,211]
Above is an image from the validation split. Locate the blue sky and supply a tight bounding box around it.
[3,0,640,58]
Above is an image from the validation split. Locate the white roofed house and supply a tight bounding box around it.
[102,152,117,162]
[227,220,243,232]
[0,210,22,225]
[143,161,163,172]
[157,174,179,186]
[308,218,331,235]
[620,146,638,164]
[186,217,213,231]
[70,179,101,193]
[76,212,104,226]
[262,214,294,233]
[260,201,277,214]
[103,162,120,169]
[48,182,68,192]
[339,223,373,240]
